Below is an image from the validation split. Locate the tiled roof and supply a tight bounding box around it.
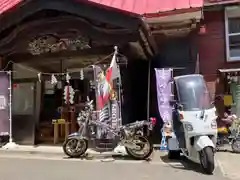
[0,0,203,16]
[0,0,22,15]
[88,0,203,15]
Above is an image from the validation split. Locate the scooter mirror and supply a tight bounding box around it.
[176,103,183,110]
[170,100,177,106]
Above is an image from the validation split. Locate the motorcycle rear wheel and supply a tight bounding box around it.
[125,135,153,160]
[63,137,88,158]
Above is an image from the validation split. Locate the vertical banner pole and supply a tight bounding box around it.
[118,72,122,122]
[146,60,151,136]
[114,46,122,125]
[3,71,18,149]
[146,60,151,122]
[9,71,12,143]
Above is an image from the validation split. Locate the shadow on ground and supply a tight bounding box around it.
[160,154,207,174]
[63,153,152,162]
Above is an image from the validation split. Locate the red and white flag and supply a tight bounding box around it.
[105,53,120,85]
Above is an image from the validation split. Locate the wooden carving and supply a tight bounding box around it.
[28,35,91,55]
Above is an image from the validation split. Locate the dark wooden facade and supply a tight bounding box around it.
[0,0,155,145]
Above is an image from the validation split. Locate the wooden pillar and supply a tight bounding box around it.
[0,57,3,69]
[70,106,76,132]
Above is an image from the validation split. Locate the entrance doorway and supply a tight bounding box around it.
[36,78,90,145]
[12,57,104,145]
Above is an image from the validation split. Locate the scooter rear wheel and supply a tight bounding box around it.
[200,146,215,174]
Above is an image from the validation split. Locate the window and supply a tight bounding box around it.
[225,6,240,61]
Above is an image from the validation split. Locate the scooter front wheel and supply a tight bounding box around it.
[199,146,215,174]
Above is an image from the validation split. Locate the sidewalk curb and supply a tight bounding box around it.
[0,148,166,157]
[0,147,126,156]
[0,149,64,156]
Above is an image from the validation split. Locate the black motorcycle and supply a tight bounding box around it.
[63,99,156,160]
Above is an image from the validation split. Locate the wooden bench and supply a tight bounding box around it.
[52,119,71,144]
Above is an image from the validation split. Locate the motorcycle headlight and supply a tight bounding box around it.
[184,123,193,131]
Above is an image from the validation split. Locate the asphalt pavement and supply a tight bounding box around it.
[0,151,231,180]
[216,151,240,180]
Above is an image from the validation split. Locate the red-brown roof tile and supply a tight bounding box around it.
[0,0,204,16]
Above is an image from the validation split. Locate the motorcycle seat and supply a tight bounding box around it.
[122,121,147,129]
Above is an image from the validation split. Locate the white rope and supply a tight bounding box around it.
[0,49,126,75]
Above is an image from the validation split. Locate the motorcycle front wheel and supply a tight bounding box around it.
[199,146,215,174]
[63,137,88,158]
[125,135,153,160]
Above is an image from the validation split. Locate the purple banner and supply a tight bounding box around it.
[0,73,9,136]
[155,68,173,123]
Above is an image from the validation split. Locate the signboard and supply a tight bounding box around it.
[224,95,233,106]
[0,95,7,110]
[155,68,173,123]
[110,100,120,129]
[0,73,9,136]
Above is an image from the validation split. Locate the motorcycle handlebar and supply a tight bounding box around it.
[87,100,93,106]
[84,99,94,110]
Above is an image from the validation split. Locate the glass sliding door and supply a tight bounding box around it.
[12,82,36,145]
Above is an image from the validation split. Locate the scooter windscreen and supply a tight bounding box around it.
[174,75,213,111]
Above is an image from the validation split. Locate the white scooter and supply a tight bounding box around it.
[167,74,218,174]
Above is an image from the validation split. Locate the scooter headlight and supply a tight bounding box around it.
[184,123,193,131]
